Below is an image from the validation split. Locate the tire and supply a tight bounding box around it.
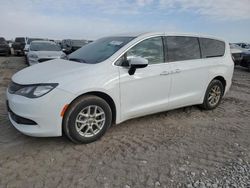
[200,80,224,110]
[63,95,112,144]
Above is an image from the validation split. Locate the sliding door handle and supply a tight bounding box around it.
[160,71,170,76]
[171,69,181,74]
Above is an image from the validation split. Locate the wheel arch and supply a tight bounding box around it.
[211,76,226,94]
[65,91,117,124]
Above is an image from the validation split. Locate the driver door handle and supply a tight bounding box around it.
[171,69,181,74]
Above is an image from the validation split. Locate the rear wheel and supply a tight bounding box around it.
[201,80,224,110]
[63,95,112,144]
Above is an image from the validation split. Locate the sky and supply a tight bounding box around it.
[0,0,249,42]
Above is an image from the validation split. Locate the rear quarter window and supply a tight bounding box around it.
[199,38,225,58]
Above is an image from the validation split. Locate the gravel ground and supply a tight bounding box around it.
[0,56,249,188]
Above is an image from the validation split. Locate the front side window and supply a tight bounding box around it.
[126,37,164,65]
[200,38,225,58]
[166,36,201,62]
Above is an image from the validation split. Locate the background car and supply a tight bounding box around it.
[236,43,250,49]
[0,37,11,56]
[240,50,250,71]
[27,40,66,66]
[12,37,27,56]
[24,38,47,55]
[6,40,13,48]
[230,43,250,71]
[61,39,91,54]
[230,43,244,64]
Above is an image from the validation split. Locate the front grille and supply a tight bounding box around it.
[8,82,23,94]
[9,110,37,125]
[38,58,53,63]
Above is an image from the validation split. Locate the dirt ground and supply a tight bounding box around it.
[0,56,249,188]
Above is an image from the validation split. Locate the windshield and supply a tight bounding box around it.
[68,37,135,64]
[71,40,88,47]
[15,38,25,43]
[27,38,44,44]
[30,42,61,51]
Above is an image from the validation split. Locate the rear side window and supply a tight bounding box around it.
[199,38,225,58]
[166,36,201,62]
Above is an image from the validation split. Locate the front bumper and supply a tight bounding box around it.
[6,87,75,137]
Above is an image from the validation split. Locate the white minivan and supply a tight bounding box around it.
[7,32,234,143]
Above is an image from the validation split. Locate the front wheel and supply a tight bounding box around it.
[63,95,112,144]
[200,80,224,110]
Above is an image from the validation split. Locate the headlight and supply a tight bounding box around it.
[9,83,58,98]
[28,54,38,59]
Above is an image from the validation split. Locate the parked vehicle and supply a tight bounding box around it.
[61,39,90,54]
[230,43,244,64]
[0,37,11,56]
[236,43,250,49]
[12,37,27,55]
[6,40,14,48]
[240,50,250,71]
[7,32,234,143]
[27,40,65,66]
[230,44,250,70]
[24,38,47,55]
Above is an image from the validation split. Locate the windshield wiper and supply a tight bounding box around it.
[68,58,88,64]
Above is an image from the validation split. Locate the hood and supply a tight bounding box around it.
[12,59,93,85]
[32,51,64,58]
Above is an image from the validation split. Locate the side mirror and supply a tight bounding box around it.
[128,57,148,75]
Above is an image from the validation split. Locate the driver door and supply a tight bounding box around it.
[117,36,172,122]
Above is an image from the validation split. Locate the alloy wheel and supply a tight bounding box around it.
[75,105,106,138]
[208,85,221,106]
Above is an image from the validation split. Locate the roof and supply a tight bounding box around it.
[30,40,56,44]
[110,32,226,42]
